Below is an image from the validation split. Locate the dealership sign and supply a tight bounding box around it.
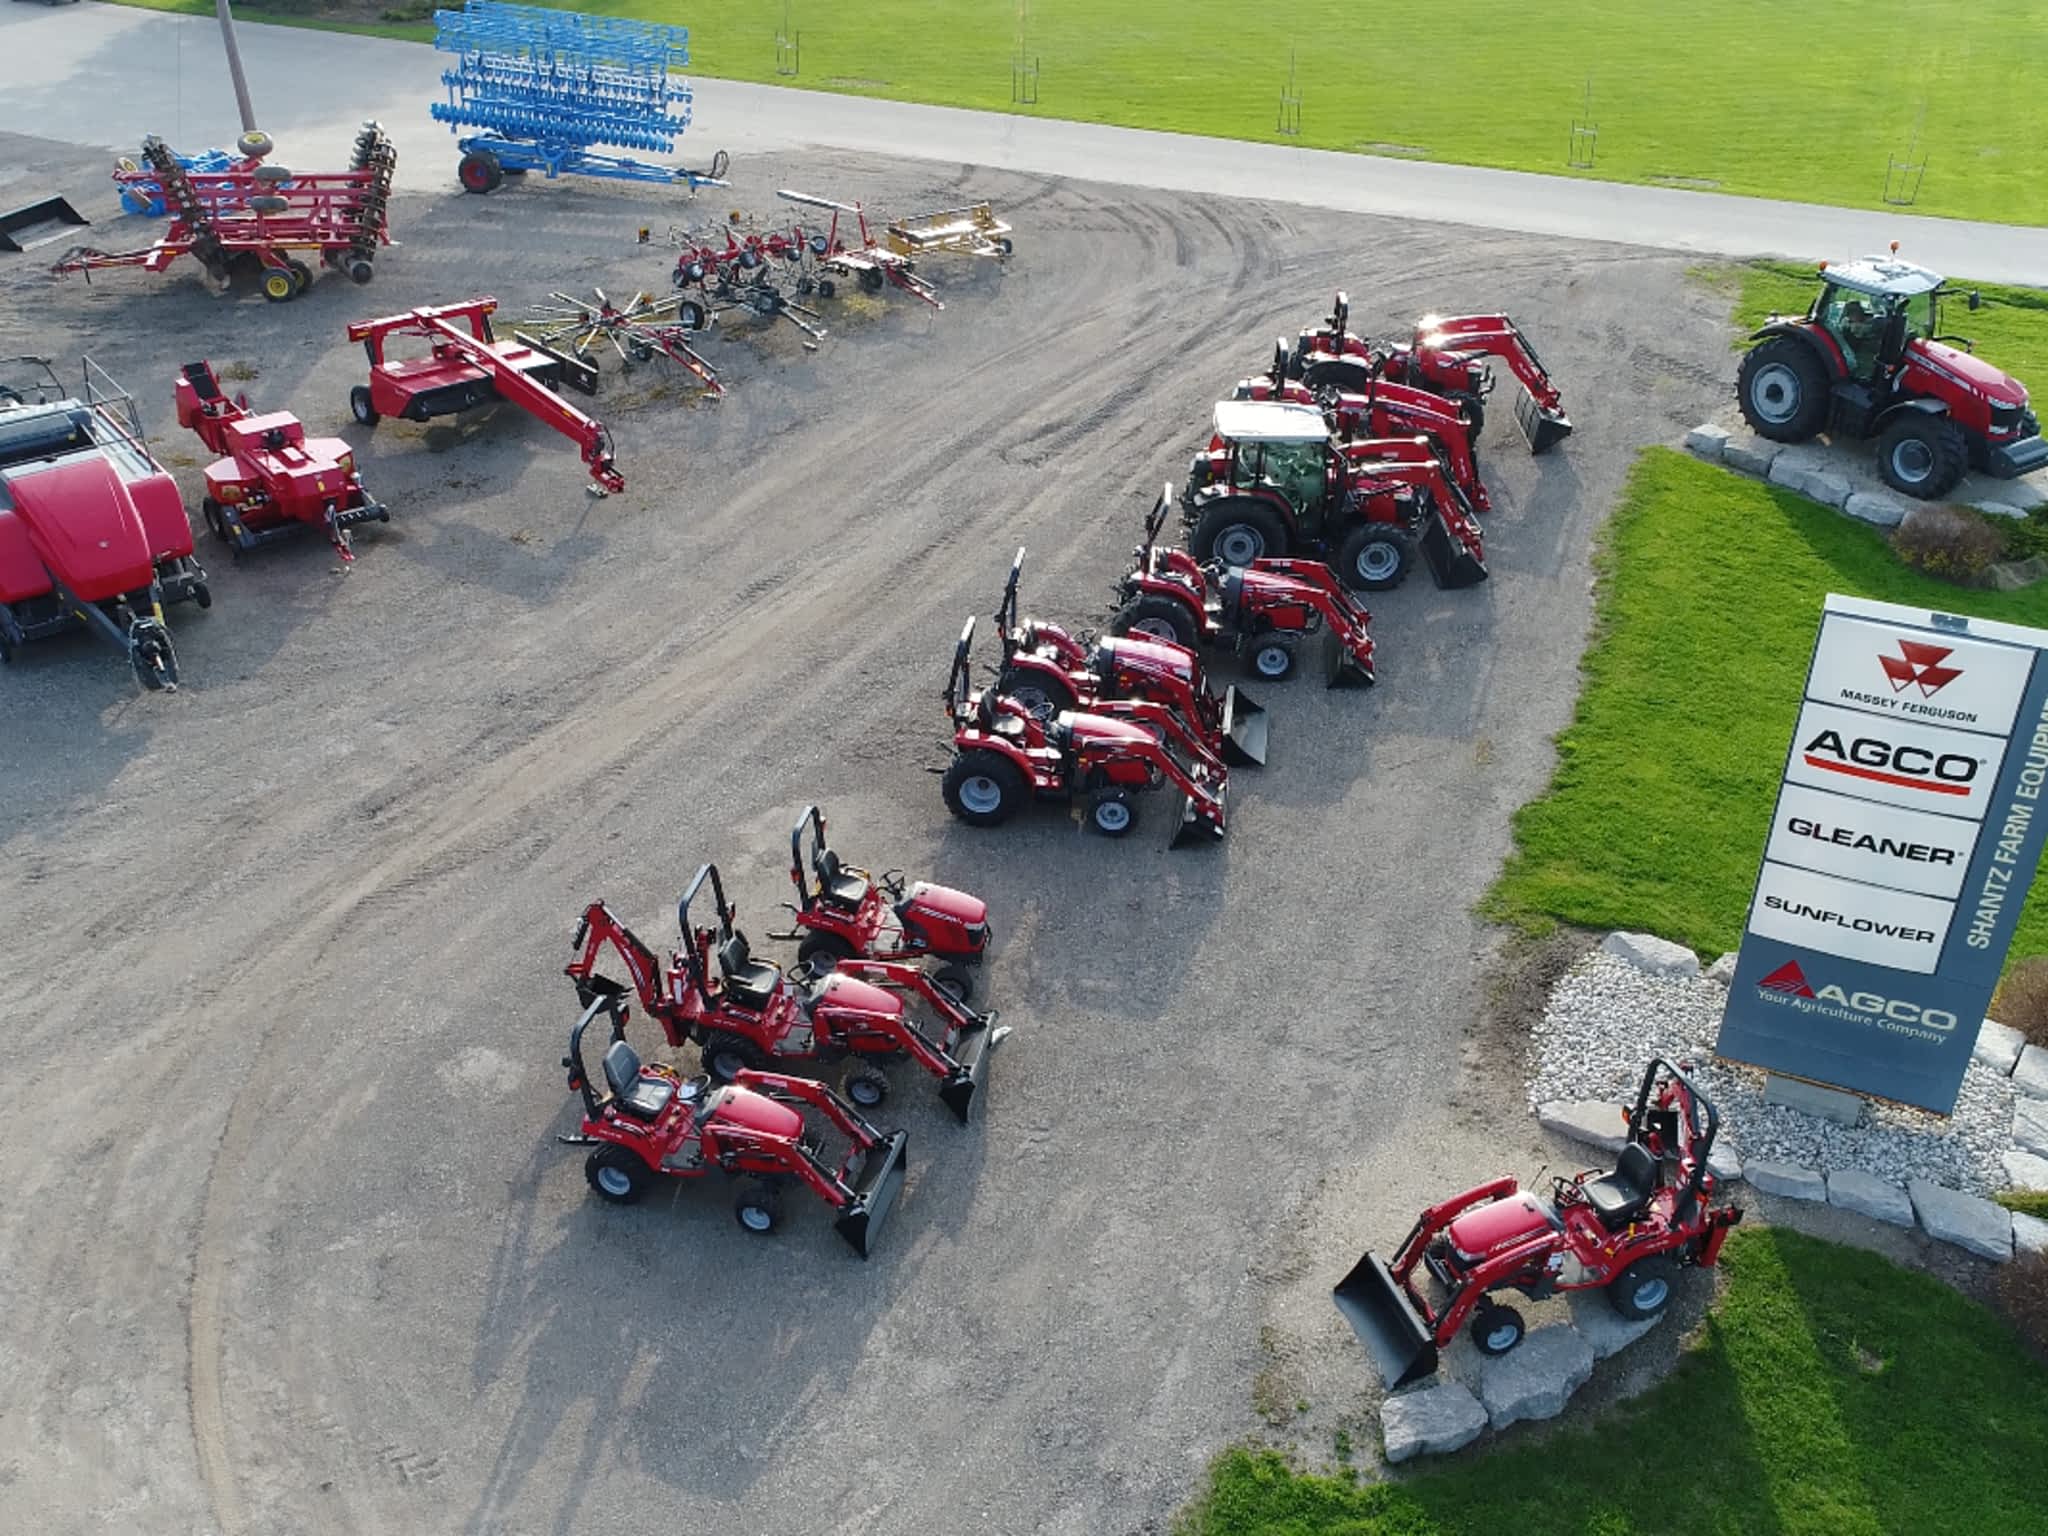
[1718,596,2048,1112]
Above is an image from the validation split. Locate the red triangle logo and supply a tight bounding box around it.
[1757,959,1815,998]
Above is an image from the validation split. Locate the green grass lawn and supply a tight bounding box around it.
[113,1,2048,227]
[1183,1229,2048,1536]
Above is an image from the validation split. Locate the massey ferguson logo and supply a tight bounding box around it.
[1753,959,1958,1034]
[1801,729,1980,797]
[1880,639,1962,698]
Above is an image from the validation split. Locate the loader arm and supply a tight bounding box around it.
[733,1068,910,1253]
[825,959,1004,1123]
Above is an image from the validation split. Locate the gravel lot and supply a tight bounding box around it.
[0,128,1726,1534]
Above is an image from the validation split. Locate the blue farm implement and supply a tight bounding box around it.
[431,1,729,196]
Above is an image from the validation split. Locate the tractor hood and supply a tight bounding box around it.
[1443,1191,1555,1265]
[1910,339,2028,406]
[901,882,988,928]
[816,972,903,1017]
[4,456,155,602]
[707,1084,805,1140]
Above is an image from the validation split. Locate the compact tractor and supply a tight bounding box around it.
[1334,1059,1743,1387]
[345,299,625,495]
[1736,250,2048,499]
[765,805,992,1001]
[560,991,908,1257]
[1111,485,1376,687]
[0,356,209,690]
[941,617,1231,845]
[993,547,1268,766]
[1290,291,1572,454]
[1185,400,1488,592]
[175,361,389,563]
[567,863,1007,1122]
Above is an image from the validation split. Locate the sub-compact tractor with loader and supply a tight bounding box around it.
[993,546,1268,766]
[1185,400,1488,592]
[0,356,209,690]
[1334,1059,1743,1387]
[1290,291,1572,454]
[941,617,1231,845]
[175,361,389,564]
[1111,484,1376,687]
[345,299,625,494]
[765,805,992,1001]
[567,863,1007,1122]
[560,992,908,1257]
[1736,250,2048,499]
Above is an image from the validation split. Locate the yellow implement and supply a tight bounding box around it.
[883,202,1013,260]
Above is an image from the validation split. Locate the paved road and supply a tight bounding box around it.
[6,3,2048,282]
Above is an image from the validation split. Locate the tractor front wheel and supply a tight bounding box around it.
[701,1031,769,1083]
[585,1144,652,1204]
[1470,1303,1526,1357]
[1192,499,1287,567]
[1448,390,1486,439]
[1335,524,1410,592]
[841,1064,890,1110]
[1247,638,1295,681]
[797,932,858,972]
[1088,789,1138,837]
[733,1180,784,1235]
[1608,1256,1676,1321]
[349,386,379,426]
[1112,592,1200,651]
[931,962,975,1005]
[1877,413,1968,500]
[1737,336,1829,442]
[943,750,1026,827]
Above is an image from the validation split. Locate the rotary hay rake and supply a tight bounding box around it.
[523,287,723,396]
[663,218,830,344]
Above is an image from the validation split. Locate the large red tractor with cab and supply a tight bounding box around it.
[560,991,909,1256]
[0,356,209,691]
[568,863,1008,1122]
[1111,484,1376,687]
[1334,1059,1743,1387]
[942,617,1230,845]
[764,805,992,1001]
[1736,250,2048,499]
[175,360,389,564]
[1185,400,1488,592]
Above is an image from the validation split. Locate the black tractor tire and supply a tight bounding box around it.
[1087,789,1138,838]
[1246,637,1296,681]
[997,665,1077,718]
[1303,357,1371,394]
[287,258,314,295]
[700,1030,769,1082]
[677,298,709,331]
[1470,1302,1526,1357]
[797,932,858,972]
[859,266,885,294]
[733,1179,783,1235]
[1737,335,1830,442]
[349,385,379,426]
[201,498,227,542]
[1447,389,1486,439]
[1877,412,1968,500]
[1191,498,1288,568]
[1608,1256,1677,1321]
[1335,523,1411,592]
[193,582,212,611]
[585,1144,652,1204]
[930,962,975,1005]
[841,1063,890,1110]
[1112,592,1200,651]
[942,750,1027,827]
[345,257,376,286]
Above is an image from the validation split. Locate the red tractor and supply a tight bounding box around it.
[1736,250,2048,499]
[993,546,1268,767]
[1290,291,1572,454]
[175,360,389,563]
[0,356,209,690]
[1110,484,1376,687]
[1184,400,1488,592]
[568,863,1008,1122]
[345,299,625,495]
[560,991,909,1257]
[1334,1059,1743,1387]
[765,805,992,1001]
[941,617,1230,846]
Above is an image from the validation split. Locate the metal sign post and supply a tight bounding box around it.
[1278,47,1301,137]
[1567,77,1596,169]
[1718,594,2048,1112]
[216,0,258,134]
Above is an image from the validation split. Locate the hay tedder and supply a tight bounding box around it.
[523,287,722,395]
[345,298,624,494]
[776,189,943,308]
[561,991,908,1257]
[1112,485,1376,687]
[942,617,1230,845]
[56,125,396,300]
[1334,1060,1742,1387]
[0,357,209,690]
[175,361,389,563]
[1291,291,1571,454]
[883,202,1013,261]
[567,863,1008,1122]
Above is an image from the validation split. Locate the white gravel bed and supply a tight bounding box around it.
[1528,953,2015,1197]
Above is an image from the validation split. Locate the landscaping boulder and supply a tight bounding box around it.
[2012,1044,2048,1100]
[1705,951,1739,986]
[1708,1141,1742,1183]
[2014,1096,2048,1158]
[2003,1147,2048,1191]
[1826,1168,1914,1227]
[1972,500,2027,522]
[1380,1379,1487,1463]
[1721,436,1780,477]
[1599,930,1699,979]
[2014,1212,2048,1258]
[1476,1325,1595,1430]
[1975,1018,2027,1076]
[1746,1161,1827,1202]
[1842,490,1909,528]
[1987,557,2048,593]
[1768,457,1853,507]
[1566,1290,1662,1360]
[1684,423,1730,461]
[1908,1178,2014,1261]
[1537,1099,1628,1153]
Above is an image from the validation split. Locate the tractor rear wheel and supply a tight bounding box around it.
[1608,1256,1676,1321]
[1335,523,1410,591]
[349,386,379,426]
[1737,336,1829,442]
[797,932,857,972]
[701,1031,769,1082]
[942,750,1026,827]
[733,1180,784,1234]
[998,665,1076,718]
[1192,499,1287,567]
[1112,592,1200,651]
[1877,412,1968,500]
[1303,358,1370,394]
[1470,1303,1526,1356]
[585,1145,652,1204]
[841,1064,890,1110]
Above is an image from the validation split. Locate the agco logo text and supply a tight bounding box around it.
[1801,728,1980,797]
[1756,960,1958,1035]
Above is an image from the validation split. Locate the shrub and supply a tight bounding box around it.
[1992,955,2048,1049]
[1995,1250,2048,1360]
[1996,505,2048,564]
[1890,504,2007,584]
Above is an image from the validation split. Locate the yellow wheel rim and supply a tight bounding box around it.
[264,272,293,299]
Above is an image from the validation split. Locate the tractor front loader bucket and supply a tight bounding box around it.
[1325,630,1375,689]
[1333,1251,1439,1388]
[835,1129,910,1258]
[1514,388,1573,454]
[937,1012,1003,1123]
[1220,685,1268,766]
[0,196,88,253]
[1419,514,1489,590]
[1169,792,1228,850]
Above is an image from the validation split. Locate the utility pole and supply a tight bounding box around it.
[216,0,258,133]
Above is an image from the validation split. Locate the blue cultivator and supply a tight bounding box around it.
[430,1,729,196]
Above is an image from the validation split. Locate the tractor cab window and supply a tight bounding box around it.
[1901,289,1936,340]
[1817,284,1891,374]
[1257,439,1328,512]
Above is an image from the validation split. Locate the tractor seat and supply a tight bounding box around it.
[817,849,869,910]
[715,931,783,1011]
[1583,1141,1659,1230]
[601,1039,677,1122]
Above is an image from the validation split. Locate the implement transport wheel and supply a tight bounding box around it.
[1335,524,1410,591]
[701,1031,769,1083]
[585,1144,651,1204]
[859,267,885,295]
[677,298,708,330]
[288,258,313,295]
[459,151,504,194]
[236,129,275,160]
[842,1064,890,1110]
[943,750,1026,827]
[796,932,857,972]
[349,385,379,426]
[733,1180,783,1235]
[1470,1303,1525,1357]
[261,267,297,303]
[1736,336,1829,442]
[345,256,375,285]
[1113,592,1199,651]
[1877,412,1968,500]
[1192,499,1286,566]
[1608,1256,1676,1321]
